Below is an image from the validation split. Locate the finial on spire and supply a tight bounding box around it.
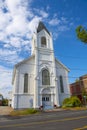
[37,21,50,35]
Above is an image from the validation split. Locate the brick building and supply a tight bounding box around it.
[70,74,87,102]
[80,75,87,93]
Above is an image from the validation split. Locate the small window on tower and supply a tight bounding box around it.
[41,37,46,47]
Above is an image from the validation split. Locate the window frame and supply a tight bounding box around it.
[24,73,28,93]
[41,37,47,48]
[42,69,50,85]
[59,75,64,93]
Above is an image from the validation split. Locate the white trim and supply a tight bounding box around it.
[55,58,70,72]
[12,55,35,84]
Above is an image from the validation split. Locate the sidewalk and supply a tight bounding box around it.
[0,106,13,116]
[44,108,64,112]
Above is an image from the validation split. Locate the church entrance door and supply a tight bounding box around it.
[42,94,51,106]
[42,88,53,109]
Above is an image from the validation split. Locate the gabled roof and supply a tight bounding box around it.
[37,21,50,35]
[15,55,35,68]
[55,58,70,72]
[12,55,35,84]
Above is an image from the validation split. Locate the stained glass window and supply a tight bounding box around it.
[59,75,64,93]
[42,69,50,85]
[24,73,28,93]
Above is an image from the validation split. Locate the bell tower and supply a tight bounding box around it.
[33,22,59,108]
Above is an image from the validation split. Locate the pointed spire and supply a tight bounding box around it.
[37,21,50,35]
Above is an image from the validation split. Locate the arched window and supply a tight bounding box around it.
[42,69,50,85]
[59,75,64,93]
[24,73,28,93]
[41,37,46,47]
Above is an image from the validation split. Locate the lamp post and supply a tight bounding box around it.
[83,96,87,107]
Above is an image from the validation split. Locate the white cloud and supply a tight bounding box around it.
[0,65,12,98]
[5,0,31,15]
[0,49,16,56]
[6,15,28,36]
[39,10,49,18]
[0,0,44,55]
[58,25,69,32]
[28,16,42,33]
[48,14,71,40]
[33,8,49,19]
[8,37,23,48]
[0,11,11,30]
[49,18,60,26]
[0,0,35,67]
[61,17,68,24]
[0,48,23,66]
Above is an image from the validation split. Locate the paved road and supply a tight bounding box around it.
[0,110,87,130]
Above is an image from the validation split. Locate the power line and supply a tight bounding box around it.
[0,62,87,72]
[15,62,87,71]
[55,53,87,59]
[0,70,87,84]
[0,51,87,62]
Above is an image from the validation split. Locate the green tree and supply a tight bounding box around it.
[75,78,79,82]
[0,94,3,100]
[2,98,8,106]
[76,25,87,43]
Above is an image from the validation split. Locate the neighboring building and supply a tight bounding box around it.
[12,22,70,109]
[0,94,3,106]
[70,82,83,102]
[80,74,87,93]
[70,74,87,102]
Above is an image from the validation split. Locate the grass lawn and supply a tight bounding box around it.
[10,108,39,116]
[9,107,87,116]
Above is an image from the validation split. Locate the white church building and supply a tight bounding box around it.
[12,22,70,109]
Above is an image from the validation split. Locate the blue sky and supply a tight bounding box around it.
[0,0,87,97]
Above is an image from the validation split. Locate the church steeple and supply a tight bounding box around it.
[31,21,53,55]
[37,21,50,35]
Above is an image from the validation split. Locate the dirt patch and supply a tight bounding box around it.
[0,106,13,115]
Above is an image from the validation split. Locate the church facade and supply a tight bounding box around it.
[12,22,70,109]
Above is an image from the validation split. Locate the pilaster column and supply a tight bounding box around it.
[55,78,60,106]
[51,51,60,107]
[15,70,19,109]
[34,48,39,108]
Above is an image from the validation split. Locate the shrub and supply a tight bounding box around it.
[70,96,81,107]
[62,96,81,108]
[62,98,70,105]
